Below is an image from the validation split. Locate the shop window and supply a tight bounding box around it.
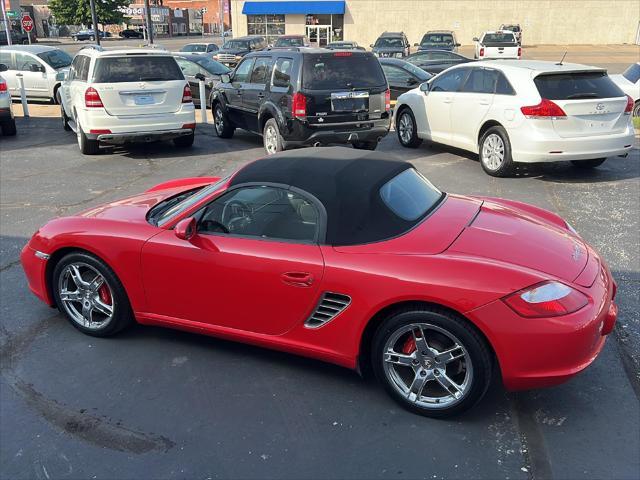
[247,14,284,44]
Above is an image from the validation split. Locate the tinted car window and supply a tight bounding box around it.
[375,37,404,48]
[429,51,459,60]
[194,57,230,75]
[223,40,250,49]
[37,50,72,69]
[383,64,413,84]
[481,33,517,46]
[182,44,207,53]
[93,56,183,82]
[176,58,199,76]
[420,33,454,47]
[380,169,443,221]
[0,51,15,70]
[233,58,255,83]
[273,57,293,88]
[15,53,41,72]
[274,37,304,47]
[430,68,468,92]
[534,72,624,100]
[198,186,319,242]
[495,72,516,95]
[250,57,273,84]
[622,63,640,83]
[461,68,499,94]
[302,53,386,89]
[78,55,90,81]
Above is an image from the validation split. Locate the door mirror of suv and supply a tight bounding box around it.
[0,63,7,72]
[175,217,197,241]
[420,81,431,94]
[194,72,206,81]
[220,73,231,83]
[472,37,479,42]
[55,71,67,82]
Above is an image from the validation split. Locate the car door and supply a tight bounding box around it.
[421,67,469,144]
[449,67,497,150]
[382,64,419,101]
[225,57,254,127]
[140,185,325,336]
[242,56,273,132]
[14,52,49,98]
[176,58,201,104]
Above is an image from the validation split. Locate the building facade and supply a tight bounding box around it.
[229,0,640,46]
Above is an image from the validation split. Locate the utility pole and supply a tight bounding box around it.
[144,0,154,44]
[89,0,100,45]
[1,0,12,46]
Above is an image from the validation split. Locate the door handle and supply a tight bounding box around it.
[479,99,490,105]
[443,97,453,104]
[257,92,265,98]
[281,272,314,287]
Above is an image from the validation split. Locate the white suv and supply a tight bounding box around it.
[394,61,634,176]
[58,46,196,155]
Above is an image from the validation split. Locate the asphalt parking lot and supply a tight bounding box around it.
[1,41,639,480]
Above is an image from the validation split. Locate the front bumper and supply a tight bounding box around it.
[282,118,391,148]
[468,254,617,390]
[21,244,54,306]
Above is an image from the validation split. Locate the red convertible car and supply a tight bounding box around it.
[21,148,617,417]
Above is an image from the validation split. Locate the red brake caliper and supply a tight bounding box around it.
[98,284,112,305]
[401,336,417,355]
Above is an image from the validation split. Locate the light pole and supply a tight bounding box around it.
[1,0,12,46]
[89,0,100,45]
[144,0,154,44]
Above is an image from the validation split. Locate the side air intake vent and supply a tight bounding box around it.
[305,292,351,329]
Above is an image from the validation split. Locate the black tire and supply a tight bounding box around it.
[52,252,134,337]
[1,118,17,136]
[77,122,100,155]
[61,104,71,131]
[371,306,492,418]
[479,125,514,177]
[174,132,195,147]
[213,103,235,138]
[263,118,284,154]
[571,158,606,168]
[632,101,639,118]
[396,107,422,148]
[352,141,378,150]
[54,87,62,105]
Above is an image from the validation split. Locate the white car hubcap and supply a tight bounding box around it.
[398,113,413,144]
[264,125,278,154]
[482,134,505,170]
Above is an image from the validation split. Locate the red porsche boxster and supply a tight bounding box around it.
[21,148,617,417]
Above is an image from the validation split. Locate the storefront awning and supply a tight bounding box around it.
[242,1,345,15]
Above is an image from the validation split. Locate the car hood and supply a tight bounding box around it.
[447,198,588,282]
[77,177,219,222]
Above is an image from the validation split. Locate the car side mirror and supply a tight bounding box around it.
[221,73,231,83]
[195,72,206,81]
[55,71,67,82]
[472,37,479,42]
[0,63,7,72]
[420,82,431,94]
[175,217,197,241]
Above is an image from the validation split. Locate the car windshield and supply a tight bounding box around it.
[37,50,72,69]
[622,63,640,83]
[223,40,249,49]
[420,34,453,46]
[302,52,387,89]
[380,169,443,221]
[329,42,354,48]
[481,33,517,46]
[195,57,230,75]
[93,56,183,82]
[534,71,624,100]
[375,37,403,48]
[274,37,304,47]
[182,44,207,52]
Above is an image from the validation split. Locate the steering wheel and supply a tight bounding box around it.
[222,200,253,233]
[200,219,229,234]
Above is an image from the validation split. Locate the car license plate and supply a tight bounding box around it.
[134,95,154,106]
[331,91,369,112]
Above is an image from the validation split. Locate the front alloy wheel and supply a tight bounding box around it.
[213,104,234,138]
[396,108,422,148]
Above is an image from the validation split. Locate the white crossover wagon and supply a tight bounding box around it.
[394,60,635,176]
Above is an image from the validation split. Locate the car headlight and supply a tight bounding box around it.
[235,55,242,60]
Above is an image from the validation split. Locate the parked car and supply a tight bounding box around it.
[406,50,474,75]
[473,31,521,60]
[213,36,267,67]
[610,62,640,117]
[0,67,16,136]
[379,57,432,102]
[72,30,109,41]
[499,24,522,45]
[119,29,144,39]
[211,49,391,153]
[21,147,619,417]
[0,29,35,46]
[0,45,72,103]
[326,41,365,50]
[58,46,196,155]
[415,31,460,52]
[173,53,230,108]
[180,43,219,54]
[394,61,634,176]
[271,35,309,48]
[371,32,411,58]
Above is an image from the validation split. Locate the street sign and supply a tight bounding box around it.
[21,13,33,32]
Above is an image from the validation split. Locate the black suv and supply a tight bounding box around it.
[371,32,410,58]
[214,36,267,67]
[210,48,391,154]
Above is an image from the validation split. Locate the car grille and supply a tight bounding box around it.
[305,292,351,328]
[217,54,236,62]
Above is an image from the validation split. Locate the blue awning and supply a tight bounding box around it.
[242,1,345,15]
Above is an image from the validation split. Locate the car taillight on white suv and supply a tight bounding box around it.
[624,95,633,115]
[520,98,567,119]
[85,87,104,108]
[479,47,485,58]
[0,79,7,92]
[182,84,193,103]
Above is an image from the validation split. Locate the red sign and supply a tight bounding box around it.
[21,14,34,33]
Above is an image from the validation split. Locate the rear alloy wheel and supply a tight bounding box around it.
[76,121,100,155]
[263,118,284,154]
[396,108,422,148]
[571,158,606,168]
[53,252,133,337]
[479,126,514,177]
[213,103,234,138]
[372,308,492,417]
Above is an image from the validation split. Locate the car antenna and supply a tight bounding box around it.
[556,51,568,66]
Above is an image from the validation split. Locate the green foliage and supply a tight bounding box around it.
[49,0,129,26]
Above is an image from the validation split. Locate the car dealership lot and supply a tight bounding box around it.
[1,112,639,479]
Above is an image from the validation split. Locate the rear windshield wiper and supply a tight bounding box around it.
[566,93,599,99]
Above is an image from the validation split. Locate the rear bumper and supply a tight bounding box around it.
[282,118,391,147]
[94,128,194,144]
[468,258,617,390]
[509,123,635,163]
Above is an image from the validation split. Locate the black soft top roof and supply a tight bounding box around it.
[230,148,418,246]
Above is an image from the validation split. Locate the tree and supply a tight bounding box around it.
[49,0,129,26]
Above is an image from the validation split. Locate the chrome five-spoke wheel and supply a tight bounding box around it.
[214,106,224,135]
[398,112,414,144]
[264,124,278,154]
[481,133,505,171]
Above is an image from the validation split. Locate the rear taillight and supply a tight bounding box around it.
[0,81,7,92]
[517,47,522,58]
[520,98,566,119]
[84,87,103,108]
[333,51,352,57]
[503,281,589,318]
[182,123,196,129]
[624,95,633,115]
[385,88,391,112]
[182,84,193,103]
[292,92,306,118]
[479,47,485,57]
